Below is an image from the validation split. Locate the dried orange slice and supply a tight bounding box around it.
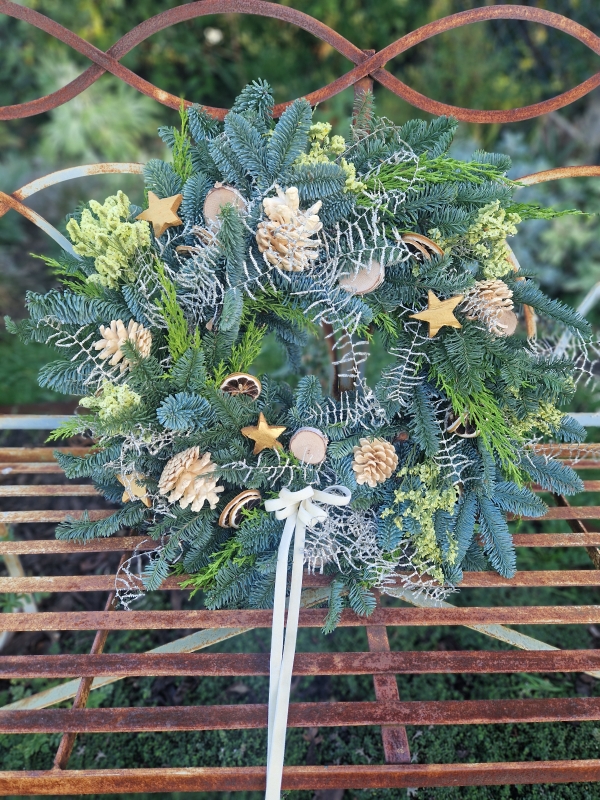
[220,372,262,400]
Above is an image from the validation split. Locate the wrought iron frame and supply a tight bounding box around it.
[1,1,600,793]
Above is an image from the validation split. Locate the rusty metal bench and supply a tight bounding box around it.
[2,1,600,794]
[2,439,600,793]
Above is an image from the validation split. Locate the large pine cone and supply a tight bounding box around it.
[158,446,224,512]
[352,437,398,488]
[256,186,322,272]
[460,279,518,337]
[94,319,152,372]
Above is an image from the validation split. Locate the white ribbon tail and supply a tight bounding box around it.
[264,485,351,800]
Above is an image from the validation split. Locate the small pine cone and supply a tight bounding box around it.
[94,319,152,372]
[256,186,322,272]
[352,437,398,488]
[460,279,518,337]
[158,446,224,511]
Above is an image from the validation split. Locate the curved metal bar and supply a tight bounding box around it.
[2,160,600,253]
[0,2,599,122]
[12,162,144,202]
[517,166,600,186]
[0,190,74,254]
[0,163,144,253]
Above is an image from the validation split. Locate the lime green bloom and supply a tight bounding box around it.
[383,461,459,583]
[66,190,151,288]
[80,380,141,421]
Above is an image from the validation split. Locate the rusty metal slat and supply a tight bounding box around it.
[4,605,600,631]
[0,463,65,474]
[53,552,129,770]
[3,761,600,793]
[0,537,153,555]
[0,510,113,523]
[5,697,600,733]
[0,447,90,462]
[4,649,600,678]
[367,626,411,764]
[512,533,600,547]
[554,493,600,570]
[532,444,600,458]
[524,507,600,520]
[1,534,598,557]
[0,485,99,497]
[0,485,100,497]
[6,569,600,595]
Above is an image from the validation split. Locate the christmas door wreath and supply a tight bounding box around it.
[9,81,590,622]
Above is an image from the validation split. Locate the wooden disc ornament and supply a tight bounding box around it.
[339,259,385,295]
[220,372,262,400]
[445,412,479,439]
[289,427,329,465]
[218,489,262,529]
[203,183,247,224]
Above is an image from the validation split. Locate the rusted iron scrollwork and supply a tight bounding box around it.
[0,1,599,123]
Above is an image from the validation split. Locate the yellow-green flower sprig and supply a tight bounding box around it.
[429,200,521,279]
[80,380,141,421]
[295,122,366,194]
[510,401,565,440]
[66,191,151,289]
[383,461,459,583]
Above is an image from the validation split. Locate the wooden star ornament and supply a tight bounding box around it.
[136,191,183,238]
[409,290,464,337]
[241,412,286,455]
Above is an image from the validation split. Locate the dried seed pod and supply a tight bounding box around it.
[220,372,262,400]
[203,183,247,224]
[445,411,480,439]
[401,233,444,259]
[289,427,329,465]
[339,259,385,295]
[218,489,262,529]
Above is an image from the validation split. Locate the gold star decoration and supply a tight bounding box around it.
[136,191,183,238]
[241,412,287,455]
[117,472,151,508]
[409,290,464,337]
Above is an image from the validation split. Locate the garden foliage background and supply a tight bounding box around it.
[2,1,600,798]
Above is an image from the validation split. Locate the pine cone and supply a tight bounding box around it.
[94,319,152,372]
[256,186,322,272]
[352,437,398,488]
[460,279,518,337]
[158,446,224,512]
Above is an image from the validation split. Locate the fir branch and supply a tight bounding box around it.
[509,280,591,338]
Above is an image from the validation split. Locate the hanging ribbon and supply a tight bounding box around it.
[263,484,352,799]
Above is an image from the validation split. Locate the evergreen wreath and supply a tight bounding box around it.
[7,81,591,630]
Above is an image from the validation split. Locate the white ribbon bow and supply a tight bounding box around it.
[263,485,351,800]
